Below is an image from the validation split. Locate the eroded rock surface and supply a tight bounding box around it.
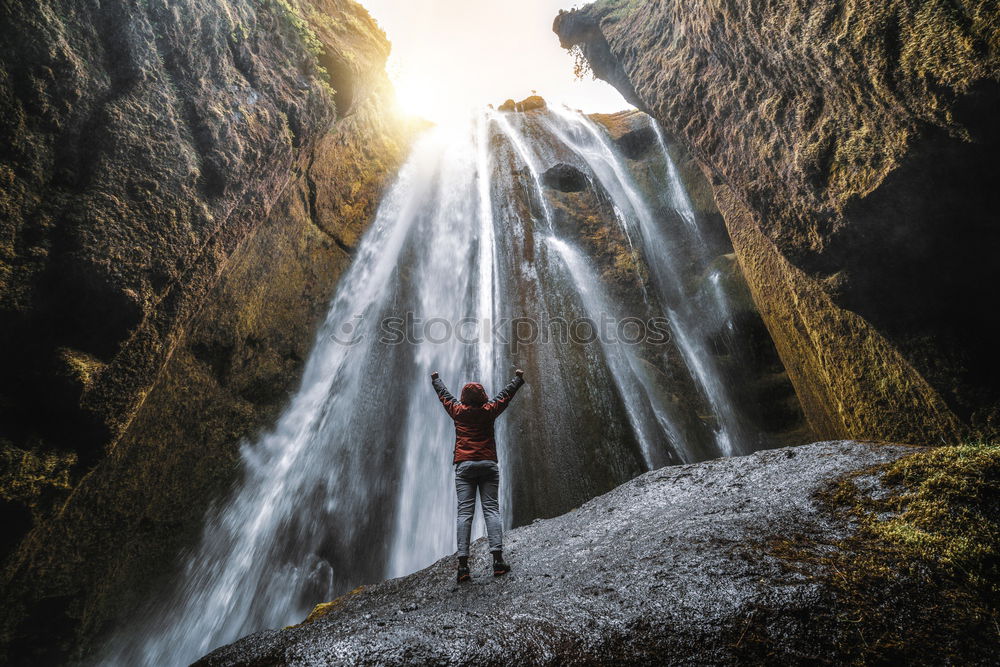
[555,0,1000,445]
[197,441,919,666]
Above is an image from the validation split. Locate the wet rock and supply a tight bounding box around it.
[696,253,756,317]
[585,110,811,451]
[614,125,655,160]
[542,163,588,192]
[483,114,653,524]
[197,441,922,665]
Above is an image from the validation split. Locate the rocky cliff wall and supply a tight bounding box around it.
[0,0,412,662]
[555,0,1000,445]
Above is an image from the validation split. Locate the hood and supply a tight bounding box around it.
[460,382,488,405]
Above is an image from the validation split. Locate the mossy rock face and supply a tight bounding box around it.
[588,110,641,140]
[0,446,76,562]
[556,0,1000,445]
[0,0,413,663]
[768,442,1000,663]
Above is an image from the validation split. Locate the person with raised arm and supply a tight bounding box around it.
[431,369,525,583]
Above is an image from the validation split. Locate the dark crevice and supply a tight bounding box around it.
[303,158,352,255]
[821,81,1000,433]
[226,32,258,88]
[614,126,656,160]
[542,163,589,192]
[317,52,354,118]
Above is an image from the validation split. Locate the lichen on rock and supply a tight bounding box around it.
[767,442,1000,663]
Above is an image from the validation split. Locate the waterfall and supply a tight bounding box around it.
[103,106,757,665]
[538,105,751,456]
[546,236,685,467]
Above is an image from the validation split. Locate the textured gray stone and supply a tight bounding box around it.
[197,440,918,666]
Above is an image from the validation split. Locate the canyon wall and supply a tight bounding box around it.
[555,0,1000,445]
[0,0,412,662]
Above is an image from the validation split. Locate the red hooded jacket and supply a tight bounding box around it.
[432,375,524,463]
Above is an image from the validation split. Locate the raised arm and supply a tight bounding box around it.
[431,372,460,417]
[486,369,525,416]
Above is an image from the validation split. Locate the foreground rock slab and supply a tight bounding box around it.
[197,441,918,665]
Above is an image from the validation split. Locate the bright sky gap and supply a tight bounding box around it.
[361,0,633,121]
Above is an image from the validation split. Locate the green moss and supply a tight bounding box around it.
[548,195,648,291]
[831,443,1000,587]
[772,443,1000,662]
[591,0,646,24]
[56,347,105,391]
[272,0,321,54]
[228,21,248,44]
[297,585,365,626]
[266,0,336,97]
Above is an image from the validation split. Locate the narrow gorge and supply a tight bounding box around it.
[1,0,997,665]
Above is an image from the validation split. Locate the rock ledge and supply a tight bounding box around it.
[197,441,920,665]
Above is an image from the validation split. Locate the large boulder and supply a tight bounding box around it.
[555,1,1000,445]
[498,95,548,112]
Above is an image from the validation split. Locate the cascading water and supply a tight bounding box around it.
[103,105,761,665]
[535,106,753,457]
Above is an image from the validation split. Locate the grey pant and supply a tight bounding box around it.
[455,460,502,557]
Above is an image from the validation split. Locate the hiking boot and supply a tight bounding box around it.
[492,561,511,577]
[457,566,471,583]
